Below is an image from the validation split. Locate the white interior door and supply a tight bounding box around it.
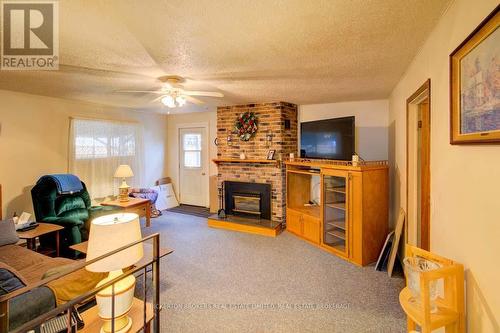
[179,127,208,206]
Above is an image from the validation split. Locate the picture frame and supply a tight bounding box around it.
[266,150,275,160]
[450,5,500,144]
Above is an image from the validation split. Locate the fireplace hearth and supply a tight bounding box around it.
[224,181,271,220]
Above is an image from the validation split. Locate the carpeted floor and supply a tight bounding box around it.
[166,204,212,218]
[142,212,406,333]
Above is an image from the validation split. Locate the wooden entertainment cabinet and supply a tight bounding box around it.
[285,159,389,266]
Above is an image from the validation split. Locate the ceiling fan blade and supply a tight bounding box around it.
[185,96,205,105]
[114,90,168,94]
[183,90,224,98]
[150,95,165,104]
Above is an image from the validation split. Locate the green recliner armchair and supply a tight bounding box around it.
[31,174,117,256]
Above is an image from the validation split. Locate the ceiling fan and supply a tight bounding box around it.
[115,75,224,108]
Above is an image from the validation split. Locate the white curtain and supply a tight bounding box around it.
[69,118,144,201]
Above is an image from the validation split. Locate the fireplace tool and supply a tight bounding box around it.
[217,183,226,218]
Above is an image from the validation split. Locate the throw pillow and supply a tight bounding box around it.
[0,219,19,246]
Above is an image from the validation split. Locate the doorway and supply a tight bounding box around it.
[406,79,430,251]
[178,126,209,207]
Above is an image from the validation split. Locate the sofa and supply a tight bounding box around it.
[31,174,117,255]
[0,244,72,330]
[0,217,74,330]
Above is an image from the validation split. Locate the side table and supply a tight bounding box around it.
[78,298,154,333]
[101,198,152,227]
[17,223,64,257]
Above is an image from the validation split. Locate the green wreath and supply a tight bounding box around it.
[235,112,258,141]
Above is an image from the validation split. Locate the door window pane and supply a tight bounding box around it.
[183,134,201,151]
[184,151,201,168]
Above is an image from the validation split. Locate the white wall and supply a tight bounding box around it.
[388,0,499,331]
[165,110,217,198]
[0,89,168,217]
[299,100,389,160]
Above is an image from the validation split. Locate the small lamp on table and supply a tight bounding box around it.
[114,165,134,202]
[86,213,143,333]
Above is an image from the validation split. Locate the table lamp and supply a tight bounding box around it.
[86,213,143,333]
[114,165,134,202]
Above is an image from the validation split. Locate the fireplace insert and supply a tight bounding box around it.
[224,181,271,220]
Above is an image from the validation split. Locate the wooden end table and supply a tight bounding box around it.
[17,223,64,257]
[79,297,154,333]
[101,198,152,227]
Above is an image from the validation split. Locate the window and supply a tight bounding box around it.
[73,120,137,159]
[183,133,201,168]
[69,118,143,200]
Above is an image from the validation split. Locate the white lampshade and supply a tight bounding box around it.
[86,213,143,272]
[114,165,134,178]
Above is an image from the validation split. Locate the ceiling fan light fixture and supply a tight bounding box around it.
[176,96,186,106]
[161,95,176,108]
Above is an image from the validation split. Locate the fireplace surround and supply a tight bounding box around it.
[215,102,298,225]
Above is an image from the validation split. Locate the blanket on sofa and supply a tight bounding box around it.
[44,264,106,306]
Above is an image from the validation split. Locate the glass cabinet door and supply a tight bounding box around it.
[322,171,349,257]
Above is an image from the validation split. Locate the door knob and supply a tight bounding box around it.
[202,172,206,175]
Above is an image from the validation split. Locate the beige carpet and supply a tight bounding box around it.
[142,212,406,333]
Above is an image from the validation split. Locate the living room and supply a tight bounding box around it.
[0,1,499,332]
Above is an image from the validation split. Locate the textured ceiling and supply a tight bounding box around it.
[0,0,451,113]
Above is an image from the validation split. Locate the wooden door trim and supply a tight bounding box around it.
[177,122,210,207]
[406,79,431,250]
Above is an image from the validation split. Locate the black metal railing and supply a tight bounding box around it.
[0,233,162,333]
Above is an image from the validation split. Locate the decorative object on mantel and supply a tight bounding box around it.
[400,244,465,333]
[266,150,275,160]
[450,5,499,144]
[235,111,258,141]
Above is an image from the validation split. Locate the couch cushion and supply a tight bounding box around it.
[0,245,73,285]
[0,219,19,246]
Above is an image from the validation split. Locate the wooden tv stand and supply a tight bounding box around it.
[285,159,389,266]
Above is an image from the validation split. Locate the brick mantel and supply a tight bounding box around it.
[216,102,298,224]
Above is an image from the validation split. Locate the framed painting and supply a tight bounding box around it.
[450,5,500,144]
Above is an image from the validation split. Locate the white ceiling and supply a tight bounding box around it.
[0,0,451,113]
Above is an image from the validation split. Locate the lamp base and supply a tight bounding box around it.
[95,271,136,333]
[100,315,132,333]
[118,187,130,202]
[118,179,130,202]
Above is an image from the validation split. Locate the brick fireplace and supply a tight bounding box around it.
[215,102,298,225]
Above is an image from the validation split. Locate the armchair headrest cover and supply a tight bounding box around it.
[37,174,84,194]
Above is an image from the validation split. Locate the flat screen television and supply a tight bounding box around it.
[300,116,355,160]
